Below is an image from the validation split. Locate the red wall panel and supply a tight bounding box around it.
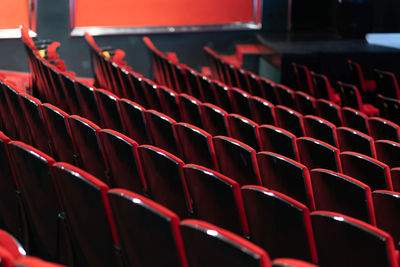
[74,0,255,27]
[0,0,29,29]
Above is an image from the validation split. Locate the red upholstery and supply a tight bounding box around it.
[180,219,271,267]
[257,152,315,210]
[337,81,378,116]
[14,256,65,267]
[0,229,25,260]
[294,91,316,115]
[137,145,192,218]
[242,186,317,263]
[310,168,376,225]
[337,127,376,158]
[375,140,400,169]
[297,137,342,173]
[341,107,369,134]
[227,114,261,151]
[272,258,318,267]
[311,211,398,267]
[368,117,400,142]
[175,123,217,170]
[51,162,119,267]
[99,129,146,193]
[311,72,340,104]
[250,96,276,125]
[274,85,295,109]
[258,125,299,161]
[7,141,59,261]
[303,115,338,147]
[340,151,392,191]
[275,105,305,138]
[213,136,261,186]
[107,189,188,267]
[183,164,249,235]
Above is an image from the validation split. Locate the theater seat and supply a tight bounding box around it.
[311,211,397,267]
[303,115,338,147]
[211,80,232,112]
[213,136,261,186]
[228,114,261,151]
[175,123,217,170]
[368,117,400,142]
[340,151,392,191]
[41,104,76,164]
[201,103,230,137]
[275,106,305,138]
[294,91,316,115]
[292,63,314,95]
[250,96,276,125]
[145,110,180,156]
[297,137,342,172]
[375,140,400,169]
[50,163,118,267]
[183,164,248,235]
[242,186,317,263]
[7,142,59,262]
[336,127,376,158]
[337,81,378,116]
[347,60,376,93]
[310,169,375,224]
[0,133,23,242]
[311,72,340,104]
[229,87,252,118]
[341,107,369,134]
[180,219,271,267]
[258,125,299,161]
[19,94,51,155]
[274,85,295,109]
[99,129,146,193]
[68,115,108,184]
[118,98,150,145]
[107,189,188,267]
[74,81,102,126]
[315,99,342,126]
[374,69,400,99]
[257,152,314,210]
[94,89,123,132]
[158,85,181,121]
[137,145,192,218]
[179,94,203,128]
[373,190,400,250]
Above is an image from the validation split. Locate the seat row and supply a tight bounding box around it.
[143,37,400,153]
[21,32,400,209]
[26,30,400,196]
[347,59,400,100]
[2,125,400,267]
[18,28,400,266]
[0,132,268,267]
[204,44,380,115]
[204,45,400,151]
[290,61,400,138]
[90,35,400,161]
[140,37,400,146]
[0,123,316,267]
[86,34,400,166]
[4,67,400,264]
[7,67,400,207]
[3,49,326,266]
[6,47,400,266]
